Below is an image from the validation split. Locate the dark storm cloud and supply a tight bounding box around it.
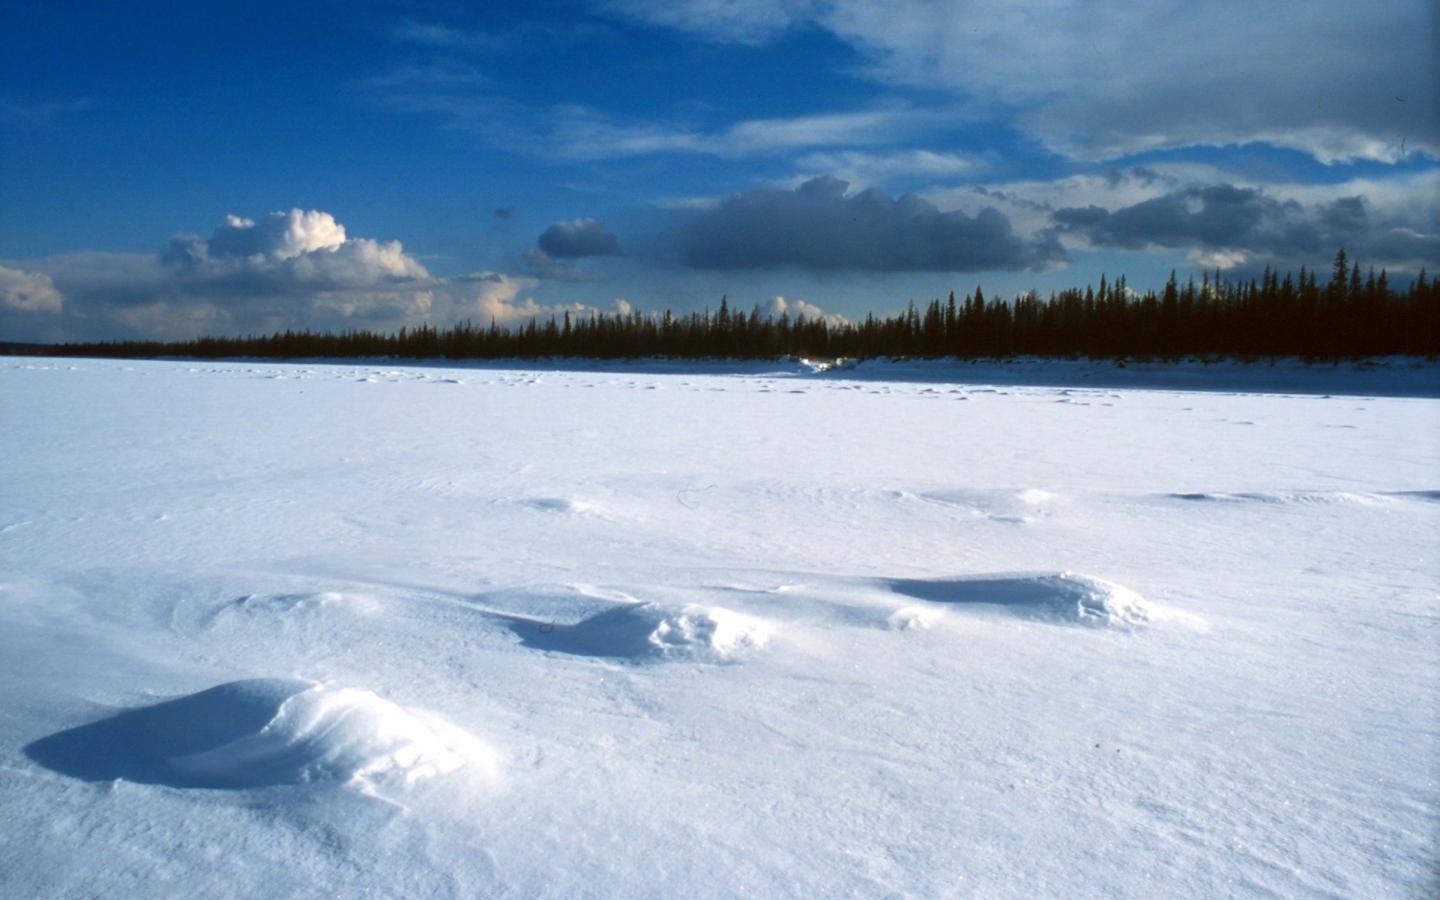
[677,176,1064,272]
[1054,185,1440,268]
[537,218,622,258]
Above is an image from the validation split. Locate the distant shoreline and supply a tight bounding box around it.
[7,353,1436,399]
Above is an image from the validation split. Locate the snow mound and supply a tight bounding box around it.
[512,603,772,662]
[885,572,1168,628]
[887,606,940,630]
[1015,487,1059,506]
[25,679,495,791]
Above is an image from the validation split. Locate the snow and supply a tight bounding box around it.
[502,601,774,662]
[884,572,1178,628]
[1,356,1437,898]
[25,678,493,792]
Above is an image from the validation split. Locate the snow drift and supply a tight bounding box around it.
[24,678,494,790]
[886,572,1165,627]
[510,602,773,662]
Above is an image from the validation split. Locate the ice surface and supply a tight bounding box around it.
[0,356,1436,898]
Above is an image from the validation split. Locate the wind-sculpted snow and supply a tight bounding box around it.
[918,487,1060,523]
[1169,490,1398,506]
[24,679,495,791]
[224,591,381,617]
[507,602,773,662]
[886,572,1176,628]
[514,496,601,515]
[2,357,1436,898]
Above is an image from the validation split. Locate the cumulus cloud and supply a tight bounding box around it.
[767,295,849,327]
[538,218,622,258]
[158,209,429,302]
[1053,181,1440,271]
[460,271,594,326]
[605,0,1437,164]
[675,175,1063,272]
[0,266,63,313]
[0,206,662,342]
[4,210,441,340]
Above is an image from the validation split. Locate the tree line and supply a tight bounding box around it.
[19,251,1438,362]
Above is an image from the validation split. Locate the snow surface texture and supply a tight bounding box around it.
[1,357,1437,898]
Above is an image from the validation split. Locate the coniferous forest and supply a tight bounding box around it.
[17,251,1438,362]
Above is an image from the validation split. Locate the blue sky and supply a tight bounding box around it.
[1,0,1436,341]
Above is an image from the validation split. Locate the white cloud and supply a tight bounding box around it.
[4,208,646,341]
[719,107,936,155]
[535,104,938,160]
[167,209,349,264]
[0,266,63,313]
[924,166,1228,245]
[462,272,596,326]
[768,295,849,327]
[109,299,233,338]
[9,211,439,340]
[1188,249,1250,270]
[604,0,1438,164]
[161,210,429,297]
[1045,175,1440,272]
[794,149,982,188]
[369,64,938,161]
[926,166,1440,265]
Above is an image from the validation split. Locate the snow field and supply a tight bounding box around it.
[0,357,1436,898]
